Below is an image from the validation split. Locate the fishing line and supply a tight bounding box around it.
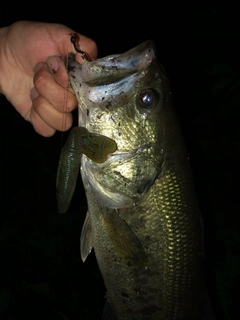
[60,54,69,150]
[60,33,92,149]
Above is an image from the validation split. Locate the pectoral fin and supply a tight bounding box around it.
[80,211,93,262]
[102,209,148,268]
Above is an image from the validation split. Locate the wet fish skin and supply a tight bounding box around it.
[62,41,205,319]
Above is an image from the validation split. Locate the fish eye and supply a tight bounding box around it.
[137,89,160,111]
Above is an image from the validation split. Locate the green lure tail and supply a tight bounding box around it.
[56,127,117,214]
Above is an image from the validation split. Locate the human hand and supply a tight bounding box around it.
[0,21,97,136]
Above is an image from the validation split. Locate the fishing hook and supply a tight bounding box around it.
[70,33,91,62]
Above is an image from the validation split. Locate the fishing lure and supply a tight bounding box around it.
[70,33,92,62]
[56,127,117,213]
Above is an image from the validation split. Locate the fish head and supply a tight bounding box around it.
[68,40,172,208]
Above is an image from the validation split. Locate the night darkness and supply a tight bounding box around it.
[0,5,239,320]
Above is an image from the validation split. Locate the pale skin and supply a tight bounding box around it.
[0,21,98,137]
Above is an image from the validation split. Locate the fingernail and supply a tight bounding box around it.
[30,87,39,100]
[46,56,61,74]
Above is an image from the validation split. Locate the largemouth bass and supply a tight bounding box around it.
[57,40,208,319]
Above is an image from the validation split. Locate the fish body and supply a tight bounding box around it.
[57,41,206,319]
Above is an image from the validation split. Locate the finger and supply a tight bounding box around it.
[30,107,56,137]
[32,94,73,132]
[46,56,70,88]
[33,62,78,113]
[74,35,98,63]
[59,32,98,63]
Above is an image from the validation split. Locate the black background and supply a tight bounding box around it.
[0,4,239,320]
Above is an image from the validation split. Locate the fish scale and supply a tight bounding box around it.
[81,160,204,319]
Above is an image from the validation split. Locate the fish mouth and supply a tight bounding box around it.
[68,40,156,86]
[67,40,157,129]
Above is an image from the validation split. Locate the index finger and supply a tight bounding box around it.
[33,58,77,113]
